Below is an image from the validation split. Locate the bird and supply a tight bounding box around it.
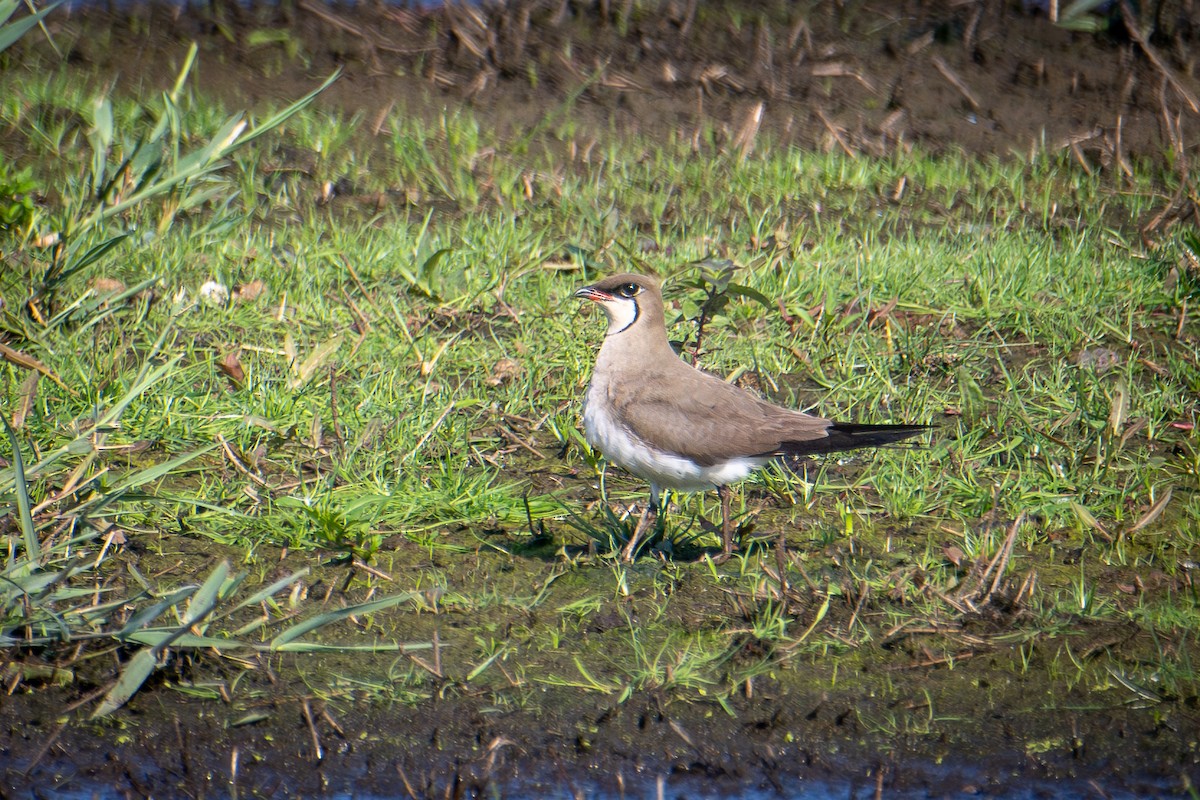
[574,272,929,562]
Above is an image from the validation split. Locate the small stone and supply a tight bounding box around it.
[200,280,230,306]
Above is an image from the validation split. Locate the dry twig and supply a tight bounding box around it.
[931,55,980,110]
[815,107,856,157]
[1121,1,1199,115]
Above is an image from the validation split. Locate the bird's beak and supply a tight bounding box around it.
[574,285,610,303]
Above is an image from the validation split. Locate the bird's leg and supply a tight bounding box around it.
[717,484,737,561]
[619,507,654,562]
[620,485,661,563]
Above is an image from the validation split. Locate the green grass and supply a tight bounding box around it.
[0,44,1198,739]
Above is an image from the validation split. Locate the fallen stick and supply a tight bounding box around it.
[1121,0,1199,114]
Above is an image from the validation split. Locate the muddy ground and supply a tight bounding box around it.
[23,0,1200,169]
[3,1,1200,797]
[4,537,1198,798]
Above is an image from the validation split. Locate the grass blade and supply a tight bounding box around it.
[4,419,40,563]
[44,233,131,292]
[793,596,830,646]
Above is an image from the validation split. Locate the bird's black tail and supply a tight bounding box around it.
[782,422,931,456]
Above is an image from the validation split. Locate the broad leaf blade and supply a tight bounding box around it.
[0,0,63,53]
[725,282,773,309]
[183,561,232,627]
[270,592,419,650]
[106,444,216,496]
[236,70,341,148]
[125,631,246,649]
[92,648,157,718]
[229,568,309,613]
[117,586,197,639]
[287,333,343,389]
[273,641,431,653]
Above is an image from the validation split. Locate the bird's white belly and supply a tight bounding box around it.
[583,382,765,492]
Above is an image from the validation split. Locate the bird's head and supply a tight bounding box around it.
[574,273,662,336]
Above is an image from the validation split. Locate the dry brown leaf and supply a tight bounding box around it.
[1128,487,1172,535]
[92,277,127,295]
[732,101,764,161]
[0,341,75,394]
[234,279,266,304]
[1107,378,1129,435]
[284,332,299,377]
[486,358,522,386]
[289,333,343,390]
[218,349,246,390]
[12,371,38,429]
[108,440,153,455]
[1069,500,1112,542]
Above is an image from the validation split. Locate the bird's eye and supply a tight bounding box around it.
[617,283,640,298]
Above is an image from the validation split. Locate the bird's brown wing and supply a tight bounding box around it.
[609,363,832,466]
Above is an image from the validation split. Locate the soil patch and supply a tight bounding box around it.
[17,0,1200,167]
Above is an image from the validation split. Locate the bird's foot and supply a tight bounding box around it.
[619,505,657,563]
[709,540,741,565]
[618,540,639,563]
